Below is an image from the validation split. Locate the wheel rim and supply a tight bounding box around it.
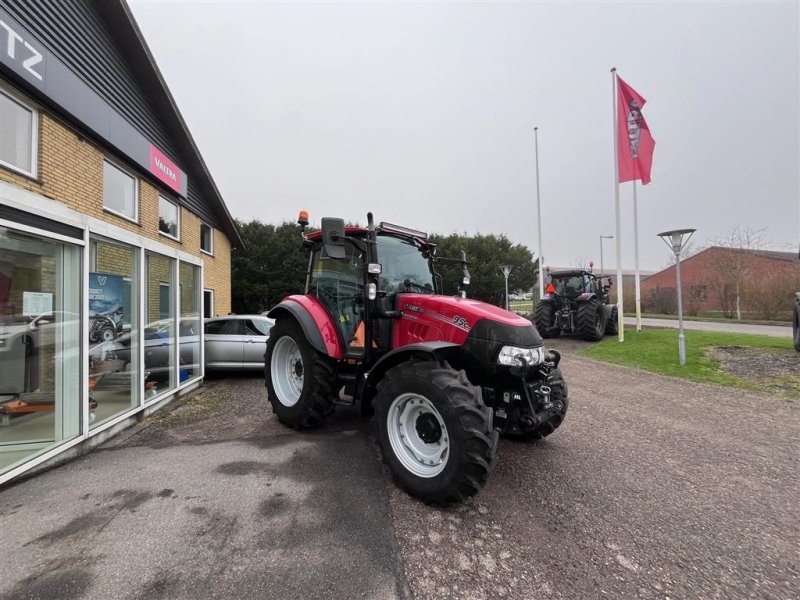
[271,336,304,407]
[102,328,115,342]
[386,393,449,478]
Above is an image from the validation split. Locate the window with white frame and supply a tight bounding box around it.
[159,196,180,239]
[103,160,138,221]
[0,88,38,177]
[200,222,213,254]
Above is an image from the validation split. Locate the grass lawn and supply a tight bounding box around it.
[580,328,798,395]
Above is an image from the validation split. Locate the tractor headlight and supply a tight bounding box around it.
[497,346,545,367]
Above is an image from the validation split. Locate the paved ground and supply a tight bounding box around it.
[0,374,409,600]
[624,316,792,338]
[1,345,798,599]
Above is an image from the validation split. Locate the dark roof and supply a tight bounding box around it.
[707,247,798,262]
[95,1,243,248]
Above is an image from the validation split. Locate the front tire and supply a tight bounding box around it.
[374,361,498,505]
[576,298,606,341]
[265,318,335,429]
[534,301,561,339]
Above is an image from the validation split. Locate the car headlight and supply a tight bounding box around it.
[497,345,545,367]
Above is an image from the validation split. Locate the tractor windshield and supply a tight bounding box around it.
[377,234,435,295]
[553,275,588,298]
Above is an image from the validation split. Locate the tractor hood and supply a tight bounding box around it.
[396,293,543,348]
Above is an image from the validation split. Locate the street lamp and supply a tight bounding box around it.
[500,265,512,310]
[599,234,614,276]
[657,228,696,366]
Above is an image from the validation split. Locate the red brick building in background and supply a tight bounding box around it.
[641,247,799,319]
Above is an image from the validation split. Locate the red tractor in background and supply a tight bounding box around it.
[265,213,568,505]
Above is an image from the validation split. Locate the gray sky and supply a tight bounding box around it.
[128,0,799,272]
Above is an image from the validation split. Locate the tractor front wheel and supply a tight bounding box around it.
[374,361,498,505]
[576,298,607,341]
[534,301,561,338]
[265,318,335,429]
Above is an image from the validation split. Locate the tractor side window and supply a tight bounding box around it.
[376,235,435,295]
[309,245,365,351]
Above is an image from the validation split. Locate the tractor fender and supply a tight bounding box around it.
[267,296,343,359]
[360,342,461,415]
[575,292,598,303]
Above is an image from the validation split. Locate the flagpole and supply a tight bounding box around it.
[534,126,544,300]
[612,67,624,342]
[633,179,642,331]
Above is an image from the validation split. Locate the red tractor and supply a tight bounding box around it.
[265,213,568,504]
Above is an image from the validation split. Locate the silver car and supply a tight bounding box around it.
[204,315,274,371]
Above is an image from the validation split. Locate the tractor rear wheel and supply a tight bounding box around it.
[576,298,607,341]
[534,301,561,338]
[265,318,335,429]
[374,361,498,505]
[605,307,619,336]
[793,299,800,352]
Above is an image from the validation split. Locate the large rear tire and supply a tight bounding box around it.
[374,361,498,505]
[534,301,561,339]
[576,298,606,341]
[793,299,800,352]
[265,318,335,429]
[605,307,619,336]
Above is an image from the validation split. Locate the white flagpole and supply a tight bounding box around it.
[633,179,642,331]
[612,68,624,342]
[534,126,544,300]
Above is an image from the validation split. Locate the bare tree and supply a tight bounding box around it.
[706,226,767,320]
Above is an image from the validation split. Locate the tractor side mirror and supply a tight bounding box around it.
[320,217,346,259]
[460,251,470,286]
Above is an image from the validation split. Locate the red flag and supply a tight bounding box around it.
[616,76,655,184]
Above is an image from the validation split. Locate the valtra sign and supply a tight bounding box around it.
[149,145,182,194]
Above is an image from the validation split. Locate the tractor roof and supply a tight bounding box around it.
[306,223,430,245]
[549,269,594,278]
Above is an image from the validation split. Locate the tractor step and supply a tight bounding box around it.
[333,385,355,406]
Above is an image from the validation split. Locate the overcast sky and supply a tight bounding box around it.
[128,1,799,272]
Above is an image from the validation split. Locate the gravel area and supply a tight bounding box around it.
[390,341,800,600]
[709,346,800,398]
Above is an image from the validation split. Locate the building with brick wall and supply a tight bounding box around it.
[641,247,799,318]
[0,1,243,482]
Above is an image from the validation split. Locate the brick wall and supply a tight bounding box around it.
[0,108,232,316]
[641,248,800,315]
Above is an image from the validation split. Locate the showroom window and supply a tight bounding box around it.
[88,237,139,428]
[200,223,213,254]
[103,160,138,221]
[0,227,81,476]
[159,196,180,240]
[0,88,38,178]
[179,262,201,381]
[145,252,175,398]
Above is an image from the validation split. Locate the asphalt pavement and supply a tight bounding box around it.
[1,346,799,600]
[624,316,792,337]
